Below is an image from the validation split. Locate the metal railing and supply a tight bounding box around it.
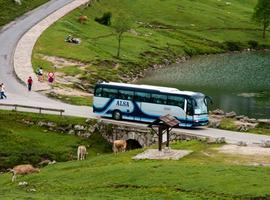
[0,103,65,116]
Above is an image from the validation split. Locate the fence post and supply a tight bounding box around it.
[14,105,17,112]
[39,108,42,114]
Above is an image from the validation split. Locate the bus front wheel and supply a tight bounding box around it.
[112,110,122,120]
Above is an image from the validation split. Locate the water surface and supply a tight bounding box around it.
[137,51,270,119]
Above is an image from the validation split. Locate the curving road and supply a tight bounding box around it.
[0,0,92,117]
[0,0,270,144]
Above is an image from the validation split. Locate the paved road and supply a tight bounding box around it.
[0,0,270,145]
[0,0,92,117]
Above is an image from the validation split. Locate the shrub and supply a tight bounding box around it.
[95,12,112,26]
[224,41,243,51]
[248,40,259,49]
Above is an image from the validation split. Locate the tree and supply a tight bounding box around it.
[252,0,270,38]
[113,15,132,58]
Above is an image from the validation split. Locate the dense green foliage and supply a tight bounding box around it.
[1,140,270,199]
[0,110,111,170]
[0,0,49,27]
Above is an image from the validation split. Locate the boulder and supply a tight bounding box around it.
[237,141,247,146]
[260,140,270,148]
[225,111,236,118]
[215,137,226,144]
[74,125,85,131]
[211,109,225,115]
[208,118,221,128]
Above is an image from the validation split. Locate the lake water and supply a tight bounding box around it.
[137,51,270,119]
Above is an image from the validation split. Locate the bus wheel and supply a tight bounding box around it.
[112,110,122,120]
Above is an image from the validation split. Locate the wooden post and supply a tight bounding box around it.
[39,108,42,114]
[166,127,170,147]
[158,126,163,151]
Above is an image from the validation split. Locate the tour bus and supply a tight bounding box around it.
[93,82,211,127]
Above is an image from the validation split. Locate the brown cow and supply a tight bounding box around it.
[9,164,40,182]
[113,140,127,154]
[77,145,88,160]
[78,15,88,24]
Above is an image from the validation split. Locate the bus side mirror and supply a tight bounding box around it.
[204,96,213,106]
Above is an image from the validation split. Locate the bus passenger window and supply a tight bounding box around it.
[134,92,151,102]
[167,95,184,109]
[102,88,118,98]
[119,90,134,100]
[95,87,102,97]
[151,94,167,104]
[187,99,194,115]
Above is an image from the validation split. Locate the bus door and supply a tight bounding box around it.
[134,101,142,121]
[185,98,194,127]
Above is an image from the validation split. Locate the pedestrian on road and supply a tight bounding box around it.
[27,76,33,91]
[0,83,7,99]
[37,67,43,82]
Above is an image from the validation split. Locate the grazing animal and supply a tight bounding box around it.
[77,145,88,160]
[113,140,127,154]
[9,164,40,182]
[78,15,88,24]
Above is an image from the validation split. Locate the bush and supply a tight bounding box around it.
[248,40,258,49]
[224,41,243,51]
[95,12,112,26]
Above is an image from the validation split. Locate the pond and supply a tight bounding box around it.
[137,51,270,119]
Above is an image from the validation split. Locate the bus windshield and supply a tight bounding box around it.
[194,97,208,114]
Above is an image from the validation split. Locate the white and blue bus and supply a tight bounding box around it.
[93,82,211,127]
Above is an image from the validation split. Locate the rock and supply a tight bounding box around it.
[85,118,92,123]
[208,118,221,128]
[68,130,75,135]
[258,119,270,128]
[260,140,270,148]
[28,188,37,192]
[215,137,226,144]
[236,115,245,120]
[247,118,257,124]
[225,111,236,118]
[237,141,247,146]
[212,109,225,115]
[18,181,28,186]
[74,125,85,131]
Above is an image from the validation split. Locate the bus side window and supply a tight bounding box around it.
[134,92,151,102]
[167,95,184,109]
[151,94,167,104]
[119,90,134,100]
[102,88,118,98]
[95,87,102,97]
[187,99,194,115]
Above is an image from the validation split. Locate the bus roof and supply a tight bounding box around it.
[98,82,205,97]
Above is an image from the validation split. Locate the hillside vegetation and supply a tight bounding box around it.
[0,0,49,27]
[33,0,266,94]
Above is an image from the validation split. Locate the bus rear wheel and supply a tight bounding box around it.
[112,110,122,120]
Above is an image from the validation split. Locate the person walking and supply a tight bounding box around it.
[27,76,33,91]
[0,83,7,99]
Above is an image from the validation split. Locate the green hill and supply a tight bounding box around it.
[33,0,265,91]
[0,0,49,27]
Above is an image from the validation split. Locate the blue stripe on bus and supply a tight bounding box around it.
[94,99,208,126]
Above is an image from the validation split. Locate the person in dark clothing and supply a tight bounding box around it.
[27,76,33,91]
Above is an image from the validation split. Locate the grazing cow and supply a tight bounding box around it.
[78,15,88,24]
[9,164,40,182]
[113,140,127,154]
[77,145,88,160]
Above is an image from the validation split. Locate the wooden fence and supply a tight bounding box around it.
[0,103,65,116]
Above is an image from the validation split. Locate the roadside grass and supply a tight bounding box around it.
[0,140,270,199]
[0,0,49,27]
[47,92,93,106]
[0,110,110,169]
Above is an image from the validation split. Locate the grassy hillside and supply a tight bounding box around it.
[1,140,270,199]
[0,0,49,27]
[0,110,111,170]
[33,0,266,93]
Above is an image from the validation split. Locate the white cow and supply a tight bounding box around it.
[77,145,88,160]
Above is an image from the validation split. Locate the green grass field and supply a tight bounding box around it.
[0,0,49,27]
[33,0,269,91]
[1,139,270,199]
[0,110,111,170]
